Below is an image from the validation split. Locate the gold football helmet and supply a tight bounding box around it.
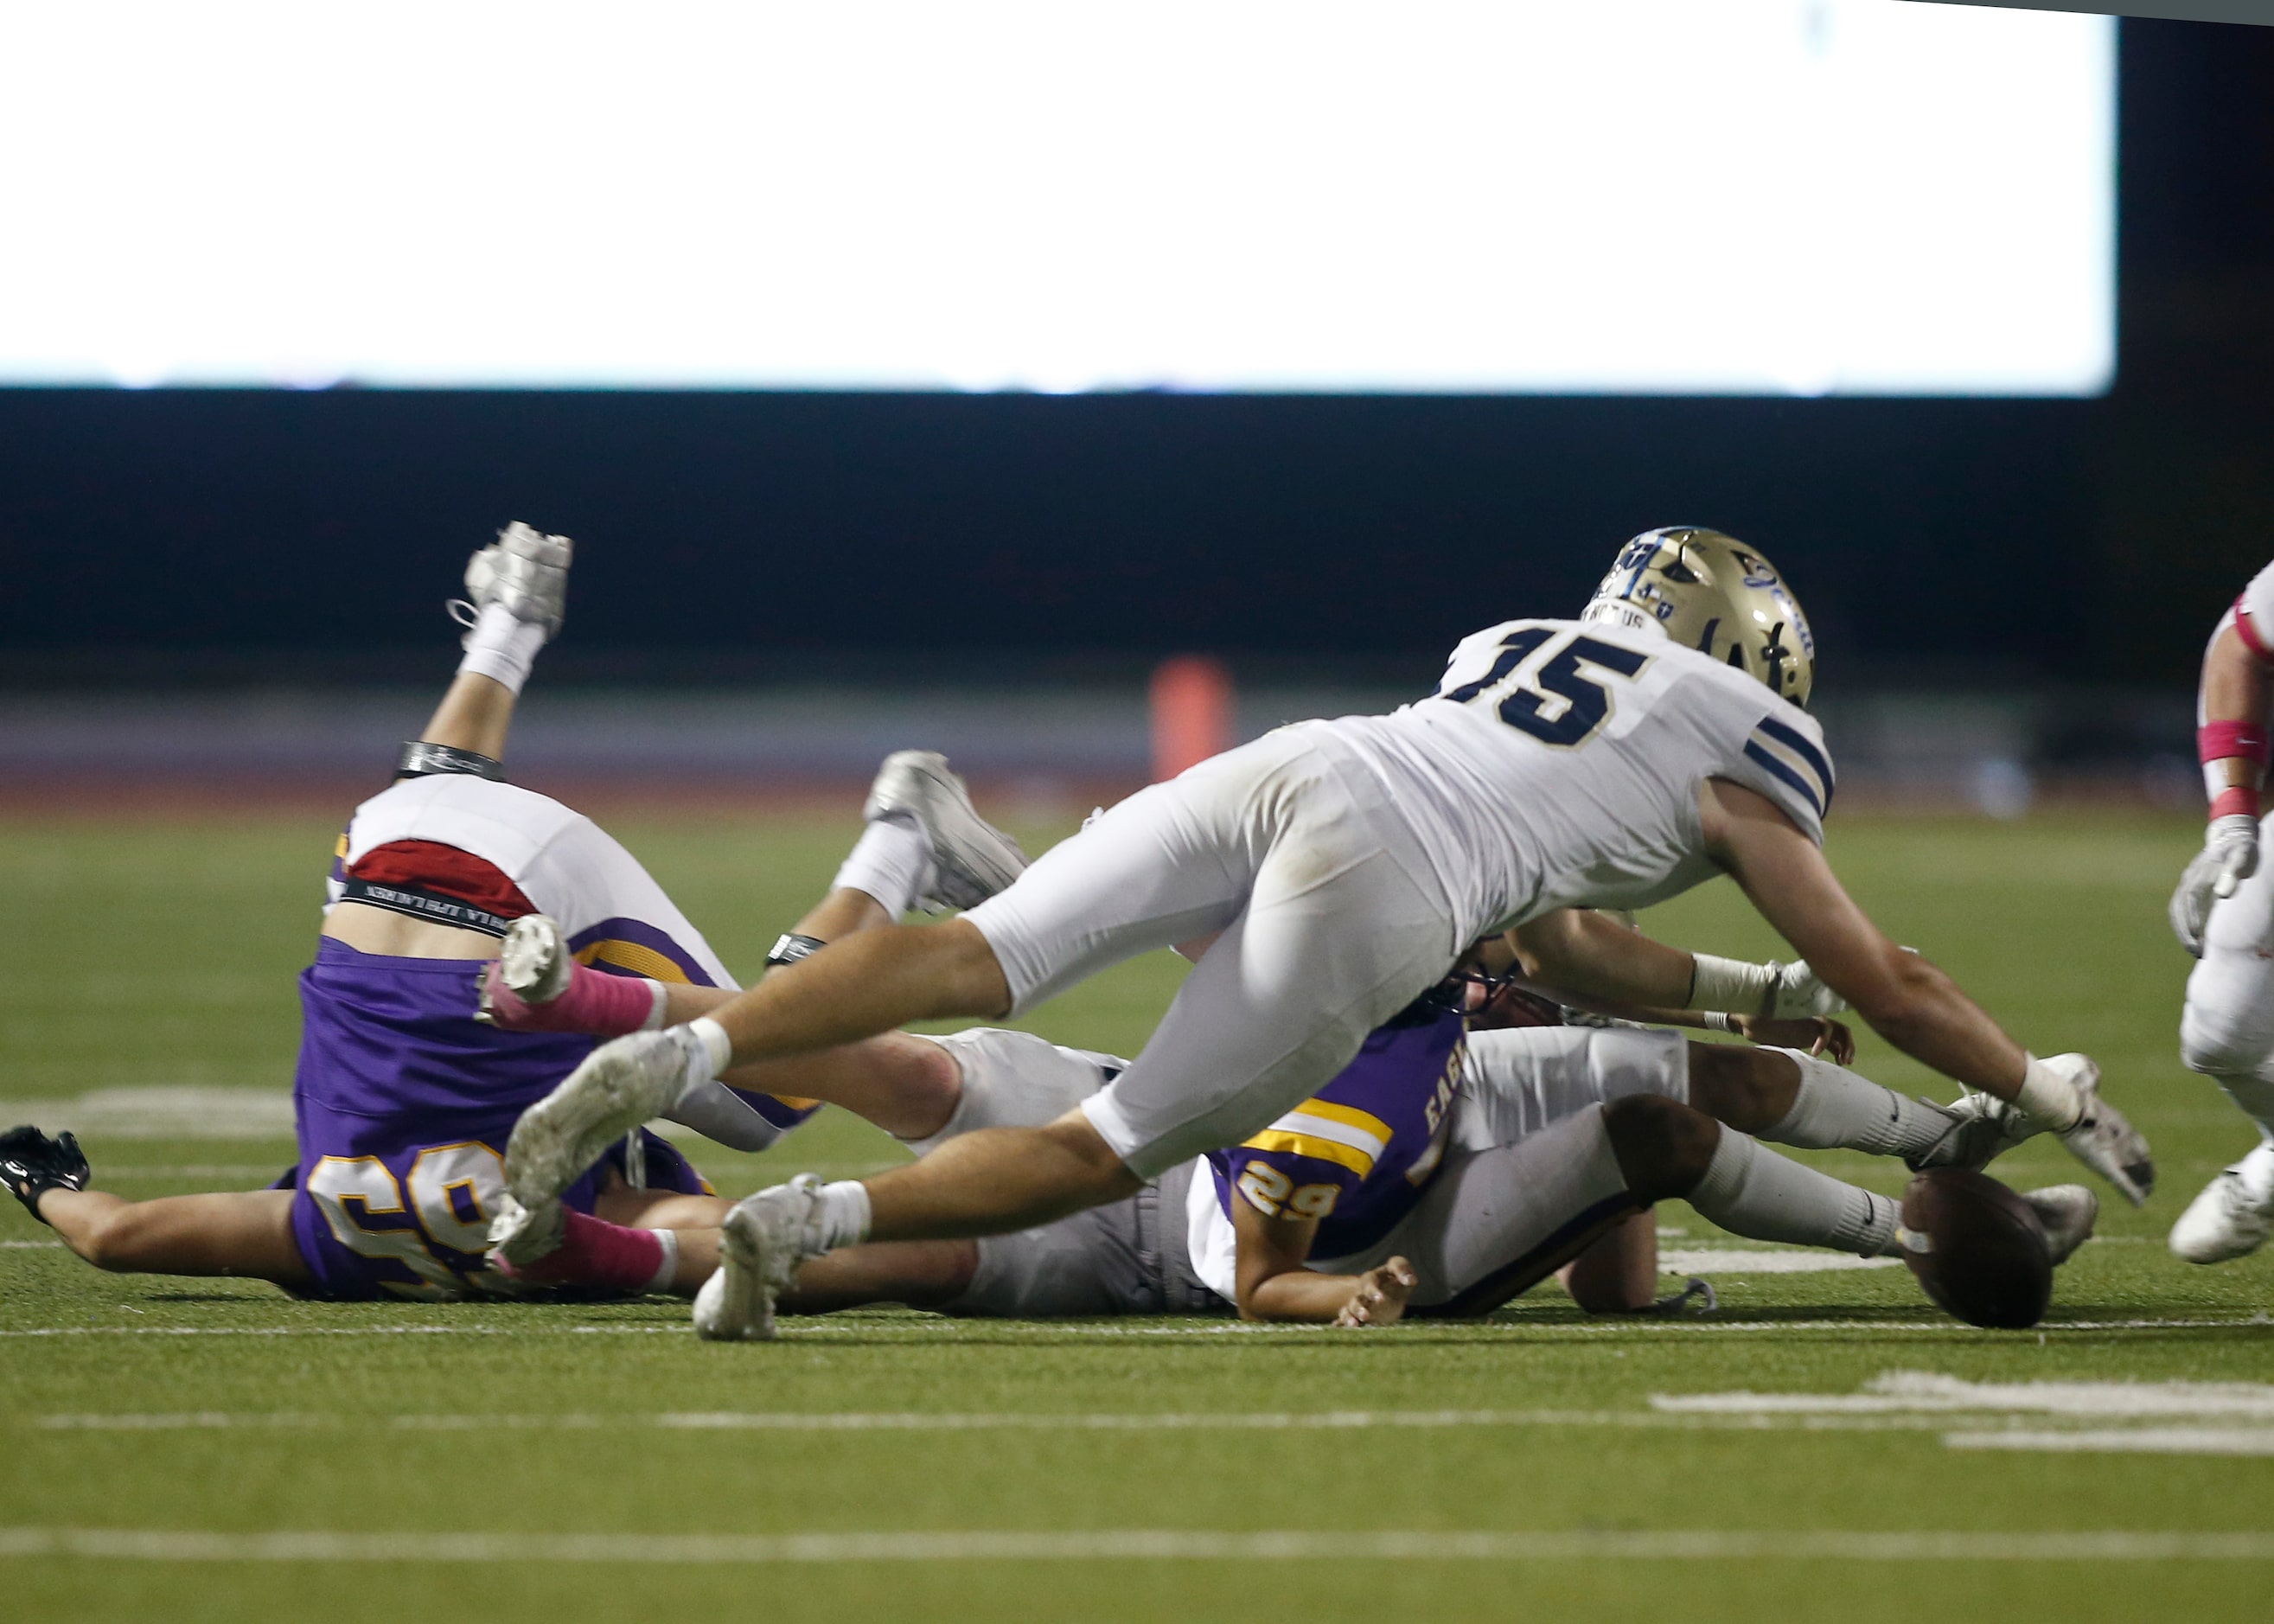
[1580,526,1817,707]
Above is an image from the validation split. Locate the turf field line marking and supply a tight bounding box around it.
[3,1527,2271,1563]
[1,1241,61,1249]
[1946,1429,2274,1456]
[98,1166,291,1180]
[2,1314,2267,1339]
[1653,1373,2274,1419]
[1658,1249,1900,1275]
[29,1409,1966,1435]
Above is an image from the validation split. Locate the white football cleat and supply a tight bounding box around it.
[499,913,574,1004]
[501,1027,706,1213]
[454,521,573,639]
[2022,1184,2098,1266]
[1909,1090,2041,1173]
[863,750,1027,911]
[693,1175,827,1342]
[2169,1146,2274,1264]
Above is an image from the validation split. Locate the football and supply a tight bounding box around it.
[1898,1167,2055,1329]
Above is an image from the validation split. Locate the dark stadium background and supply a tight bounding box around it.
[2,17,2269,796]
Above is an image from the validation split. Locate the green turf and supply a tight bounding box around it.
[4,808,2272,1621]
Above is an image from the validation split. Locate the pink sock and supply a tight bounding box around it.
[482,961,663,1036]
[501,1209,674,1293]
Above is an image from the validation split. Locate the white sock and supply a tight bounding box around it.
[669,1018,734,1110]
[814,1180,872,1250]
[1686,1127,1900,1256]
[831,817,936,917]
[1763,1049,1954,1160]
[2014,1054,2086,1131]
[645,1228,680,1294]
[457,601,548,694]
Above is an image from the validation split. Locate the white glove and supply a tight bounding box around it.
[2016,1053,2154,1209]
[2169,814,2259,956]
[1766,960,1849,1019]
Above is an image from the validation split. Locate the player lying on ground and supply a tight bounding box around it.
[2168,555,2274,1262]
[496,527,2151,1335]
[491,941,2097,1333]
[485,822,2093,1334]
[0,524,840,1298]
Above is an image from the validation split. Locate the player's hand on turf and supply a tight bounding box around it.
[1765,959,1849,1019]
[1734,1013,1855,1065]
[1333,1258,1417,1327]
[2169,814,2259,956]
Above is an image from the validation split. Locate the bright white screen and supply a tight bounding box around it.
[0,1,2113,395]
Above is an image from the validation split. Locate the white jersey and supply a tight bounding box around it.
[329,774,735,989]
[1319,616,1832,943]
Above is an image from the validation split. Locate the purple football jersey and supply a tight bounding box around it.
[1207,1007,1466,1260]
[285,937,709,1300]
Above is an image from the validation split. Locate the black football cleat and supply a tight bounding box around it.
[1,1125,92,1224]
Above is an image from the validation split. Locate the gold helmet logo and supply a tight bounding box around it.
[1581,527,1817,707]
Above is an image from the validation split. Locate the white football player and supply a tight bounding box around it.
[495,527,2151,1335]
[2168,558,2274,1260]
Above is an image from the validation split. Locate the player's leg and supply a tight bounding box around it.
[687,763,1460,1339]
[1386,1098,1893,1315]
[412,521,573,764]
[499,730,1325,1215]
[1688,1042,1974,1163]
[2171,864,2274,1260]
[1468,1025,1996,1171]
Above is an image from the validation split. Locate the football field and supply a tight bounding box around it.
[4,805,2271,1622]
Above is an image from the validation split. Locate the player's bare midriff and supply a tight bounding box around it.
[321,899,501,961]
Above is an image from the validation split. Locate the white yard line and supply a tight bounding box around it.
[0,1527,2268,1563]
[1947,1429,2274,1457]
[1658,1250,1900,1275]
[31,1408,1957,1435]
[1654,1372,2274,1419]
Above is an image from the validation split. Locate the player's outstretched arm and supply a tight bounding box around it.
[1229,1195,1415,1327]
[42,1188,311,1288]
[1701,778,2028,1097]
[1505,910,1843,1021]
[1700,778,2154,1205]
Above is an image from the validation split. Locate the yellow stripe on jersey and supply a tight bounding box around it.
[1281,1098,1393,1145]
[575,939,694,985]
[1241,1129,1375,1179]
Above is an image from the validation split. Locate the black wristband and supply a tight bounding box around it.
[396,741,506,782]
[765,932,827,968]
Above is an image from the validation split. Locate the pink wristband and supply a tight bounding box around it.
[2211,786,2260,822]
[482,961,661,1037]
[2199,720,2270,766]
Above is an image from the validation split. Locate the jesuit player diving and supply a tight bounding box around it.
[494,527,2153,1339]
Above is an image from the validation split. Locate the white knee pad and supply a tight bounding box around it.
[902,1027,1123,1154]
[2179,1001,2274,1079]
